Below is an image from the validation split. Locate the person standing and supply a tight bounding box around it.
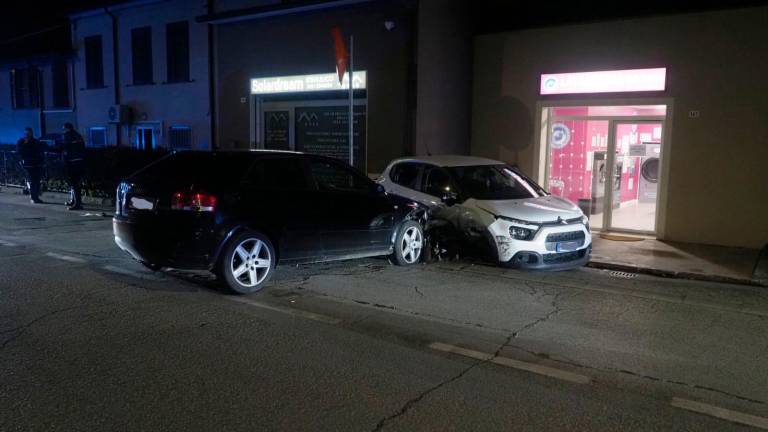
[16,127,45,204]
[61,122,86,210]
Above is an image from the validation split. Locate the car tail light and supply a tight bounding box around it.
[171,191,217,212]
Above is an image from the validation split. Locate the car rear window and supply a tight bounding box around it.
[129,152,255,186]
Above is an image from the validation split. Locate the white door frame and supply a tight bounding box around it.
[604,119,665,235]
[533,97,674,238]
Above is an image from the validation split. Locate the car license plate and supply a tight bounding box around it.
[129,196,155,211]
[556,240,581,252]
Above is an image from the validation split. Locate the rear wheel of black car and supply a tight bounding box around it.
[218,230,276,294]
[392,221,424,266]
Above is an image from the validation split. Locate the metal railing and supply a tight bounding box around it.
[0,149,69,192]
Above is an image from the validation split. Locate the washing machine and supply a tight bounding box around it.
[638,142,661,203]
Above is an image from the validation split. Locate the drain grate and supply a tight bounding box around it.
[609,270,637,279]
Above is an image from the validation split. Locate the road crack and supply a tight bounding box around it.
[372,291,568,430]
[0,305,82,348]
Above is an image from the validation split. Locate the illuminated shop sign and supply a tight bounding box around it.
[540,68,666,95]
[251,71,367,95]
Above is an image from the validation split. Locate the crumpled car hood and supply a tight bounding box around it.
[474,195,583,223]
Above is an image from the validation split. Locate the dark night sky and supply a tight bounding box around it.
[1,0,766,60]
[0,0,124,60]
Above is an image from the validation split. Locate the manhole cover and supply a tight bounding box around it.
[609,271,637,279]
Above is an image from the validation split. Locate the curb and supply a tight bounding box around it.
[587,260,766,288]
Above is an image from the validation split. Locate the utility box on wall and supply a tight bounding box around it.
[107,105,133,124]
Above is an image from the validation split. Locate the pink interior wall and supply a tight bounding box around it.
[548,114,662,205]
[549,120,607,203]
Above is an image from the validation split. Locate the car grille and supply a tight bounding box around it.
[543,249,587,264]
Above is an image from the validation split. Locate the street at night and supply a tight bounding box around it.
[2,193,767,431]
[2,0,768,430]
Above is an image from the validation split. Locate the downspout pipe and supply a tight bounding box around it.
[207,0,216,150]
[105,8,121,146]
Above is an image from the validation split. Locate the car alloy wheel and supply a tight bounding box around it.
[399,225,423,264]
[230,238,272,288]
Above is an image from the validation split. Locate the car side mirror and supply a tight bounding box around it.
[373,183,386,195]
[441,191,458,206]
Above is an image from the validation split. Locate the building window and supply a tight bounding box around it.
[166,21,190,83]
[51,60,70,108]
[168,126,192,150]
[131,27,153,85]
[84,35,104,88]
[10,67,41,109]
[136,126,155,150]
[88,127,107,147]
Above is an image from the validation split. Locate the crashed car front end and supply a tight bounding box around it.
[487,215,592,270]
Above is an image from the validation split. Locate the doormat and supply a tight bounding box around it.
[599,233,645,242]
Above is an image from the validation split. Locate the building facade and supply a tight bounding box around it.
[70,0,211,150]
[201,0,470,173]
[0,55,76,145]
[1,1,764,251]
[471,5,768,249]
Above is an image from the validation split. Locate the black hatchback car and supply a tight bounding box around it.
[113,151,426,294]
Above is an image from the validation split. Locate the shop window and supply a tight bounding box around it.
[166,21,190,83]
[11,67,41,109]
[168,126,192,150]
[88,127,107,147]
[84,35,104,89]
[131,27,153,85]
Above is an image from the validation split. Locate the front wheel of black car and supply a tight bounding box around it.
[392,221,424,266]
[218,230,276,294]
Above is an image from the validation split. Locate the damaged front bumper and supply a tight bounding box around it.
[489,218,592,270]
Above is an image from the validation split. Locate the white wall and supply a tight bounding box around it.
[71,0,210,149]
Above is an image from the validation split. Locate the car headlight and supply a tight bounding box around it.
[509,226,535,241]
[581,214,590,231]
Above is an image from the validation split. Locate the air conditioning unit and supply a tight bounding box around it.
[107,105,132,123]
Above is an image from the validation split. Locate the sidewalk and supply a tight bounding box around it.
[0,184,114,210]
[589,234,766,287]
[0,185,114,214]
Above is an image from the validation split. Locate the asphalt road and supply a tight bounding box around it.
[1,190,767,431]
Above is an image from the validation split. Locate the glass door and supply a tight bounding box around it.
[606,121,663,233]
[546,119,609,230]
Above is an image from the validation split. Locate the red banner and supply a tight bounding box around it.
[330,26,348,85]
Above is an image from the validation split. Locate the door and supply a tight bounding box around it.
[546,119,610,231]
[136,127,155,151]
[606,121,663,233]
[307,158,393,255]
[240,157,322,261]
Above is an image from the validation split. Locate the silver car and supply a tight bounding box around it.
[378,155,591,269]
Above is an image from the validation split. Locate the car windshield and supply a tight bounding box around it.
[447,165,547,200]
